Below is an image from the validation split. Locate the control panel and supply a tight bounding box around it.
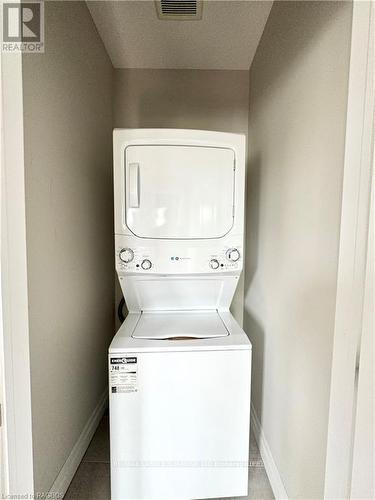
[208,248,241,270]
[115,235,243,275]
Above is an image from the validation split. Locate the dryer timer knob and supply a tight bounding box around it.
[226,248,240,262]
[119,248,134,263]
[141,259,152,270]
[209,259,220,270]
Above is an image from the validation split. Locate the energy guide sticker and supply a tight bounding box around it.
[110,357,137,393]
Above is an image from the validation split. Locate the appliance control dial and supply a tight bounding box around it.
[209,259,220,270]
[226,248,240,262]
[119,248,134,263]
[141,259,152,270]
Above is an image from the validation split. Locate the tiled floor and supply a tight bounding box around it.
[65,412,274,500]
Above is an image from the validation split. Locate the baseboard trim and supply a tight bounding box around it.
[251,403,289,499]
[49,389,108,497]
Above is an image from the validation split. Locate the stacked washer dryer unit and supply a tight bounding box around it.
[110,129,251,500]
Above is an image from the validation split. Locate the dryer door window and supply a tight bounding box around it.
[125,145,235,239]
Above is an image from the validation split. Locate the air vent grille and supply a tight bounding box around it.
[155,0,203,20]
[161,0,196,14]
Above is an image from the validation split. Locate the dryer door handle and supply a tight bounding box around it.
[129,162,140,208]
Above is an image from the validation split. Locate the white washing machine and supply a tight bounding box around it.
[110,129,252,500]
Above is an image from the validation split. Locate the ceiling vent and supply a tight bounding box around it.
[155,0,203,20]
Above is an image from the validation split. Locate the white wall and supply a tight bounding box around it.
[245,1,352,498]
[113,68,249,324]
[22,2,114,494]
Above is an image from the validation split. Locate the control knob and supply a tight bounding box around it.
[226,248,240,262]
[209,259,220,270]
[141,259,152,270]
[119,248,134,263]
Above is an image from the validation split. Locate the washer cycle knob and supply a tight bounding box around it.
[141,259,152,270]
[209,259,220,270]
[119,248,134,263]
[226,248,240,262]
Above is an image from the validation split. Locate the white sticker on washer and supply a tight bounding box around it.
[110,356,137,393]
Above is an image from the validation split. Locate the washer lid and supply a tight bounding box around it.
[132,310,229,340]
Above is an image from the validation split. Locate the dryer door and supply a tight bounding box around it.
[125,145,235,239]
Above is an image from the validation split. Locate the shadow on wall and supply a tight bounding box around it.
[243,153,265,420]
[113,69,249,134]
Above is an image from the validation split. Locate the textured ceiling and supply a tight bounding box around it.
[87,1,273,70]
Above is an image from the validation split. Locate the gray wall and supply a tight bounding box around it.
[245,1,352,498]
[113,68,249,324]
[22,2,114,493]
